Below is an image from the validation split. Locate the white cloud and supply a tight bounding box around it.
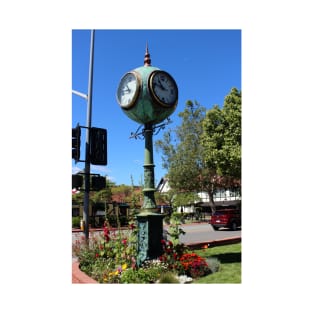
[90,165,111,175]
[72,165,111,175]
[72,166,83,174]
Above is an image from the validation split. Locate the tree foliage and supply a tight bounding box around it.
[155,100,207,203]
[201,87,241,181]
[155,88,241,211]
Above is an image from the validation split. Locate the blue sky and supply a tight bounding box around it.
[72,29,241,186]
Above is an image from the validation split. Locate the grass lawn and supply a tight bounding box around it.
[192,243,241,283]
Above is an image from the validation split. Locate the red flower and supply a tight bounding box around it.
[179,253,209,278]
[95,253,99,258]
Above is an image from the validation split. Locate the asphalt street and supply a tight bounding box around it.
[73,222,241,245]
[165,222,241,245]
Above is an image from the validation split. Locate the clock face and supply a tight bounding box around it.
[117,72,141,109]
[149,71,178,107]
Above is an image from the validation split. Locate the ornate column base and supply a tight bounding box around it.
[136,213,165,267]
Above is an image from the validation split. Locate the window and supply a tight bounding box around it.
[72,207,79,217]
[214,188,226,200]
[230,188,241,199]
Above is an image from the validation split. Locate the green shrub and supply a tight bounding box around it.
[106,215,118,227]
[206,257,221,273]
[163,214,171,224]
[120,268,145,283]
[118,215,129,226]
[72,216,81,228]
[120,259,168,283]
[157,272,180,283]
[167,213,186,246]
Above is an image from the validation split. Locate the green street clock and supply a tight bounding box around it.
[116,46,178,125]
[116,45,178,266]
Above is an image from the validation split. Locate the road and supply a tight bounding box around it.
[164,222,241,245]
[73,222,241,247]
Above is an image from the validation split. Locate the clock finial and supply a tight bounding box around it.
[144,42,151,66]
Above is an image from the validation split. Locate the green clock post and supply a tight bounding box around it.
[116,45,178,266]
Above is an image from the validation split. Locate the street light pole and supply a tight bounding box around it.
[83,29,95,241]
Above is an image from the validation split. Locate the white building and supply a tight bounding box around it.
[156,177,241,214]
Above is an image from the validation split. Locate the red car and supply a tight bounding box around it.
[210,206,241,231]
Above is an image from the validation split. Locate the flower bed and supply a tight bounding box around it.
[72,218,221,284]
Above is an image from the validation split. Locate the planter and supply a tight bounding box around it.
[72,261,98,284]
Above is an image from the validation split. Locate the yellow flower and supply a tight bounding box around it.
[122,264,127,270]
[109,271,118,276]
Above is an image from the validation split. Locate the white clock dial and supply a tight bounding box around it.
[149,71,178,107]
[117,72,141,109]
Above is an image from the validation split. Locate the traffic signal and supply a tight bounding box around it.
[92,176,106,191]
[72,124,81,163]
[72,174,83,189]
[90,127,107,165]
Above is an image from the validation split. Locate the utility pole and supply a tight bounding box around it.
[83,29,95,241]
[72,30,95,240]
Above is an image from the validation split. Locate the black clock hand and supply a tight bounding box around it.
[159,77,169,91]
[157,77,166,90]
[123,86,130,94]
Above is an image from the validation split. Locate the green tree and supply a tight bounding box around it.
[111,184,132,203]
[201,87,241,184]
[91,188,112,204]
[72,191,84,205]
[172,192,200,212]
[156,88,241,214]
[156,100,207,206]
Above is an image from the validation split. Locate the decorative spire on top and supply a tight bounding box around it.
[144,42,151,66]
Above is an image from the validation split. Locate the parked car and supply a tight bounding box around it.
[209,207,241,231]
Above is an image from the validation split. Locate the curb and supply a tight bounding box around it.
[186,236,241,250]
[72,261,99,284]
[72,236,241,284]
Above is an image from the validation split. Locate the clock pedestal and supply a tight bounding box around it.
[136,213,164,267]
[142,124,156,212]
[136,123,165,266]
